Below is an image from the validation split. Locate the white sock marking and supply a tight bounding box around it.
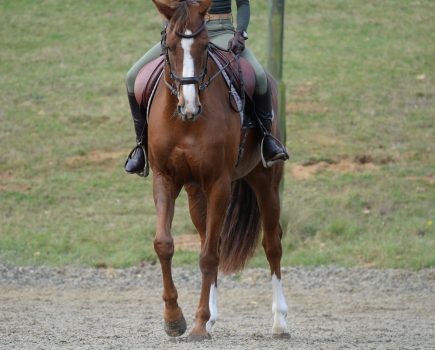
[271,274,289,335]
[180,30,197,114]
[206,283,218,333]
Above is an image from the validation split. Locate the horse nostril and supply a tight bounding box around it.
[197,105,202,116]
[177,105,183,115]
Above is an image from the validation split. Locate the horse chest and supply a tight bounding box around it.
[150,139,208,180]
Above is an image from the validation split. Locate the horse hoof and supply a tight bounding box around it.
[272,332,291,339]
[188,333,212,342]
[164,316,187,337]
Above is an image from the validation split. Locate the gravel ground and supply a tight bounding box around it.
[1,264,434,350]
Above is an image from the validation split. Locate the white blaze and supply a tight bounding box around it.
[206,283,218,332]
[180,30,197,114]
[271,274,289,335]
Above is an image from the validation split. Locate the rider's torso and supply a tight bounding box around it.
[209,0,232,14]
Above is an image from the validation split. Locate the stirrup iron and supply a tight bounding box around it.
[124,144,149,177]
[260,134,289,168]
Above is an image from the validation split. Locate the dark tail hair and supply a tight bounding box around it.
[219,179,261,274]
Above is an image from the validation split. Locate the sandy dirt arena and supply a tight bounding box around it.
[1,264,434,350]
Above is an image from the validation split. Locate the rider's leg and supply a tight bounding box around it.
[208,32,234,50]
[124,42,162,176]
[240,48,289,167]
[207,18,234,49]
[126,42,163,95]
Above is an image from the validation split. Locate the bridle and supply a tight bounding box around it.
[160,20,244,113]
[161,21,209,96]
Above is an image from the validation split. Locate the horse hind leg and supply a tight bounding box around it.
[153,175,186,337]
[185,184,218,334]
[246,165,290,338]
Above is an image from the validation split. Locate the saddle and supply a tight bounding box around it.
[134,54,165,109]
[207,45,256,100]
[134,47,257,128]
[208,45,256,128]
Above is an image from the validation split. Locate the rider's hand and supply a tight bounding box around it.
[228,31,245,55]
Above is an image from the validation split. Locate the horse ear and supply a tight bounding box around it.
[152,0,176,20]
[198,0,212,16]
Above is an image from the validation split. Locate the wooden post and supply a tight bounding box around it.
[267,0,286,144]
[267,0,287,228]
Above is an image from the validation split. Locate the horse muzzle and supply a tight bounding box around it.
[177,103,202,122]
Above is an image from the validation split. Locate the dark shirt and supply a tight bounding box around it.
[209,0,250,32]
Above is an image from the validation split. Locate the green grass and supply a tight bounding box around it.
[0,0,434,269]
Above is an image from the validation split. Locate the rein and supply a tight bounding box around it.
[199,44,238,92]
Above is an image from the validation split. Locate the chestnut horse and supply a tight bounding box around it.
[148,0,289,340]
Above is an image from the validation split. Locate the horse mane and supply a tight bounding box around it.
[170,0,200,33]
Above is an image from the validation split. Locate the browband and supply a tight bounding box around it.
[173,21,206,38]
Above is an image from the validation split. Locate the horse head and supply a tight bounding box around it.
[153,0,212,122]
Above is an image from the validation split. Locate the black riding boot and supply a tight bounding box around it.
[124,92,149,177]
[254,85,289,168]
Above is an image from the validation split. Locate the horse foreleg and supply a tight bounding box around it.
[152,175,186,337]
[246,166,290,338]
[185,184,218,333]
[189,179,230,341]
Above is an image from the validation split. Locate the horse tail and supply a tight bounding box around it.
[219,179,261,274]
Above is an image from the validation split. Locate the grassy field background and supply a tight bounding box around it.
[1,0,434,269]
